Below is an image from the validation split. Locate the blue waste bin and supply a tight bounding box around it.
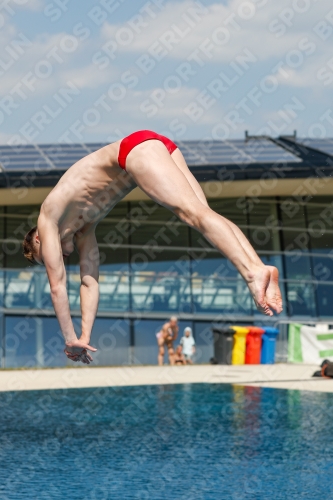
[261,327,279,364]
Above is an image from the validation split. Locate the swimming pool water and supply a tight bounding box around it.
[0,383,332,500]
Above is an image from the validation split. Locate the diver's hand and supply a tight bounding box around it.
[64,339,97,365]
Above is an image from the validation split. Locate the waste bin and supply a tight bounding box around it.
[261,327,279,364]
[212,327,234,364]
[245,327,265,364]
[231,326,249,365]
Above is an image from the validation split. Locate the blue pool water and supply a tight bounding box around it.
[0,383,332,500]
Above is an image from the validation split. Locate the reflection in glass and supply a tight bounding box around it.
[316,284,333,317]
[191,255,238,278]
[312,256,333,283]
[91,318,130,366]
[279,198,307,229]
[193,322,214,363]
[95,204,130,247]
[131,252,191,313]
[130,206,189,248]
[192,276,252,316]
[68,271,130,312]
[280,197,310,258]
[99,272,130,312]
[249,199,281,253]
[306,197,333,253]
[284,255,313,281]
[132,273,191,313]
[133,319,161,365]
[5,317,67,368]
[130,250,190,275]
[0,271,3,307]
[286,282,317,317]
[0,208,3,269]
[5,317,36,368]
[98,247,129,272]
[4,270,52,309]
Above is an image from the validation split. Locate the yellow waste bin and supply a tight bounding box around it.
[231,326,249,365]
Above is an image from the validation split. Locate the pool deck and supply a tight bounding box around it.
[1,363,333,392]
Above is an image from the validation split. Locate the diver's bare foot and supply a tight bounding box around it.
[266,265,283,314]
[246,266,273,316]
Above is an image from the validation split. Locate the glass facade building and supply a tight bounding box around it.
[1,195,332,368]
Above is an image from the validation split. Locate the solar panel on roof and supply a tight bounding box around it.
[0,143,92,171]
[0,151,40,159]
[85,143,108,152]
[40,143,83,147]
[46,151,87,157]
[0,144,50,171]
[40,152,87,167]
[300,138,333,156]
[0,153,42,161]
[0,161,51,171]
[40,149,86,156]
[50,161,77,169]
[40,144,87,151]
[0,145,36,151]
[179,139,301,165]
[0,138,302,172]
[229,139,301,163]
[179,141,246,165]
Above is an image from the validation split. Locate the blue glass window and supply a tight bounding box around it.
[91,318,130,366]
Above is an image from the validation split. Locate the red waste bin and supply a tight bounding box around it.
[245,327,265,364]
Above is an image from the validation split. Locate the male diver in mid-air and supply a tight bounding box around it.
[23,130,283,364]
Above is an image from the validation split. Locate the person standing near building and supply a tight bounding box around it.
[157,316,179,365]
[180,327,196,364]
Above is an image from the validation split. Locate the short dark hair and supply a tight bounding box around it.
[23,226,38,264]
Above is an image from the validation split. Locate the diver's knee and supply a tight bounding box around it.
[174,203,209,229]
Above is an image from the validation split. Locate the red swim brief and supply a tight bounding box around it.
[118,130,178,170]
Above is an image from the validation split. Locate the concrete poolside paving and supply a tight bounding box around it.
[1,363,333,393]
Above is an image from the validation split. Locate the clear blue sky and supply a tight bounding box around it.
[0,0,332,144]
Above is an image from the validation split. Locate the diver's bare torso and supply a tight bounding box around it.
[39,139,135,250]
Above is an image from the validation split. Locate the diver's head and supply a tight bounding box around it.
[23,226,42,265]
